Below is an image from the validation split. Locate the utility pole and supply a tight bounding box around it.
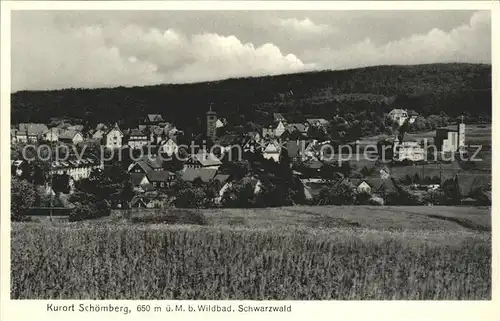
[49,127,53,222]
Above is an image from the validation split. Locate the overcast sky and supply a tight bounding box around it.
[11,10,491,92]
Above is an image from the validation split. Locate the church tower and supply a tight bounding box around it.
[206,106,217,141]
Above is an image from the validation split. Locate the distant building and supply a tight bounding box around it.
[393,138,425,162]
[92,129,106,141]
[158,138,178,157]
[306,118,329,128]
[216,118,226,129]
[274,113,287,123]
[105,124,124,149]
[184,151,222,170]
[42,128,59,142]
[262,141,282,162]
[144,114,165,125]
[49,158,102,181]
[206,108,217,141]
[16,123,49,142]
[262,120,287,138]
[127,129,149,149]
[58,130,84,145]
[287,123,309,136]
[181,167,218,183]
[434,118,466,153]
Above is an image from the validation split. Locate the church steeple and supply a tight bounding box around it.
[206,104,217,141]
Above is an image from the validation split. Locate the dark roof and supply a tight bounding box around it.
[147,114,164,122]
[218,134,241,146]
[285,141,301,158]
[303,159,323,169]
[214,174,230,184]
[129,129,147,137]
[274,112,286,121]
[146,170,174,182]
[181,167,218,183]
[287,123,308,133]
[59,130,81,140]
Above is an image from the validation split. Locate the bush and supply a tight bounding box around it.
[69,194,110,222]
[11,178,37,221]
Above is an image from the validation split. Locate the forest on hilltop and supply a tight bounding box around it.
[11,63,491,131]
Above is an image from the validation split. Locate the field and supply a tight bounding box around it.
[11,206,491,300]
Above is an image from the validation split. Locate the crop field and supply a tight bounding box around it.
[11,206,491,300]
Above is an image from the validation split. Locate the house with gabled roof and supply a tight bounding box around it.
[181,167,218,184]
[262,120,287,138]
[263,140,282,162]
[127,129,149,149]
[274,112,287,122]
[42,127,59,142]
[184,151,222,170]
[146,170,176,189]
[59,129,84,145]
[16,123,49,142]
[104,123,124,149]
[158,138,178,157]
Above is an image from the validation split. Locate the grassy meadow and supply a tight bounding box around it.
[11,206,491,300]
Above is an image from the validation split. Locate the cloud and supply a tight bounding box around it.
[11,10,490,92]
[12,18,312,91]
[274,17,332,34]
[302,10,490,69]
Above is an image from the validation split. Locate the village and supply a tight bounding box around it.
[10,104,491,215]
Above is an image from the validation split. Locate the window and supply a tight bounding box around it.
[160,182,165,188]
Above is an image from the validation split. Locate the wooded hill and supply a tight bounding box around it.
[11,63,491,131]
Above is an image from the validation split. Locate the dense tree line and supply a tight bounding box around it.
[11,63,491,130]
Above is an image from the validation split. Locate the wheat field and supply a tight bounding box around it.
[11,222,491,300]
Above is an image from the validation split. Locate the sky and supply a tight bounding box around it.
[11,10,491,92]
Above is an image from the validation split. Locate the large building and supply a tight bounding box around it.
[434,118,466,153]
[393,139,425,162]
[49,158,103,181]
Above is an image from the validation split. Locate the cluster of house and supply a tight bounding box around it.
[12,106,481,208]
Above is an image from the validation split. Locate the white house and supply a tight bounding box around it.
[393,139,425,162]
[105,124,124,149]
[216,119,226,129]
[263,141,282,162]
[158,138,178,157]
[16,123,49,142]
[262,120,287,138]
[127,129,149,149]
[49,158,103,181]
